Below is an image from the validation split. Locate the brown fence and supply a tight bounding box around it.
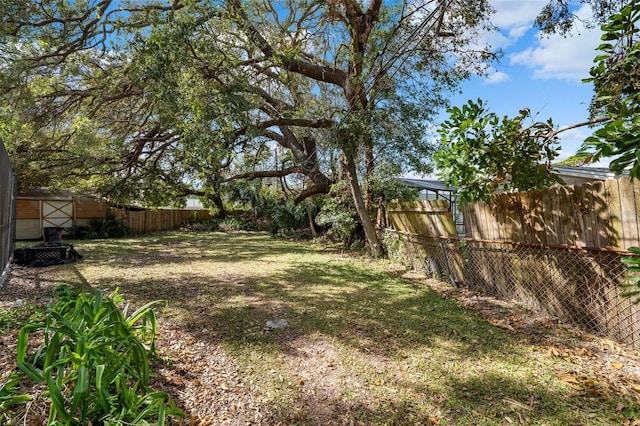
[384,230,640,347]
[462,177,640,249]
[386,200,457,237]
[110,208,212,234]
[385,184,640,348]
[0,140,16,287]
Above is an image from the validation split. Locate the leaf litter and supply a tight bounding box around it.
[1,236,640,425]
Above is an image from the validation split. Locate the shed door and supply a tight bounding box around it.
[42,201,73,228]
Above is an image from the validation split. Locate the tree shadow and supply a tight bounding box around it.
[7,231,635,425]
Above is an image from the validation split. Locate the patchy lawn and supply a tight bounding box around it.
[2,231,640,425]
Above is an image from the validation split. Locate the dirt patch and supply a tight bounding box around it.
[152,327,265,425]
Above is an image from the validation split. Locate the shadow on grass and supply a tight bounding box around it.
[74,231,314,267]
[54,232,635,425]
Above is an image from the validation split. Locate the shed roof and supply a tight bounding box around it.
[553,165,626,180]
[398,178,457,192]
[17,187,102,201]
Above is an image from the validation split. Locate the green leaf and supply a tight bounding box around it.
[46,370,73,423]
[17,362,44,383]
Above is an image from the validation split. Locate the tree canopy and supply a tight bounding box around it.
[580,1,640,178]
[435,0,633,204]
[0,0,625,252]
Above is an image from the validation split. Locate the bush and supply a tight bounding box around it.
[0,286,183,425]
[89,211,129,238]
[66,225,99,240]
[218,215,257,231]
[315,181,359,245]
[179,218,220,232]
[271,201,307,234]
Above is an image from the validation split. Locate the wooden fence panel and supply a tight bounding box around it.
[387,200,457,237]
[461,178,640,249]
[109,208,211,234]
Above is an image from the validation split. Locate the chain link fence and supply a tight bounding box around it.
[0,140,16,288]
[384,229,640,347]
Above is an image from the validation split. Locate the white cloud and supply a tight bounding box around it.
[484,70,510,84]
[508,4,602,82]
[489,0,542,28]
[482,0,542,49]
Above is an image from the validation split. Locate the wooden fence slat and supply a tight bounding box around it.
[457,178,637,250]
[560,185,576,247]
[605,179,622,248]
[618,176,639,248]
[387,200,456,237]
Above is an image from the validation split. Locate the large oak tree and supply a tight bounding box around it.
[1,0,621,253]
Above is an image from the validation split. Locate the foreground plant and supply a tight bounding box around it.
[0,286,183,425]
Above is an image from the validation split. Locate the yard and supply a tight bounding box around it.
[1,231,640,425]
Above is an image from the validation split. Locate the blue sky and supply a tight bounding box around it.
[442,0,605,165]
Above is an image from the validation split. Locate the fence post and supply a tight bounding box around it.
[0,139,16,288]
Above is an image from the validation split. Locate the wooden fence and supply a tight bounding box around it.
[385,180,640,347]
[386,200,457,237]
[462,177,640,249]
[110,208,212,234]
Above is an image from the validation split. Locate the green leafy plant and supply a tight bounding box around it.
[0,286,183,425]
[89,211,130,238]
[435,99,563,203]
[271,200,308,234]
[622,247,640,302]
[315,181,360,246]
[580,2,640,178]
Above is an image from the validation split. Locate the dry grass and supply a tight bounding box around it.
[2,231,640,425]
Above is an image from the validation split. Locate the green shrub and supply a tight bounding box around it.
[0,286,183,425]
[315,181,359,245]
[623,247,640,303]
[66,225,99,240]
[179,218,220,232]
[218,215,256,231]
[271,201,307,234]
[89,211,129,238]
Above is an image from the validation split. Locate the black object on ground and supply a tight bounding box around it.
[13,241,83,267]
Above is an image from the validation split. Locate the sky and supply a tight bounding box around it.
[440,0,606,166]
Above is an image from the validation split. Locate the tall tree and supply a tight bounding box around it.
[1,0,617,252]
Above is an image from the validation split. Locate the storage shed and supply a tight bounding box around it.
[16,188,108,240]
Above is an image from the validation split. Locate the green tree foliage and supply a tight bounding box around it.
[435,99,562,203]
[0,0,501,255]
[0,0,615,253]
[580,2,640,178]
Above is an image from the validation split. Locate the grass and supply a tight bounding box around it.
[5,231,640,425]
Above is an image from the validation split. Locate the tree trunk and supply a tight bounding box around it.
[306,203,318,238]
[344,151,381,257]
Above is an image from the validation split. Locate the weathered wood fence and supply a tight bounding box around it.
[463,177,640,249]
[110,208,212,234]
[385,178,640,347]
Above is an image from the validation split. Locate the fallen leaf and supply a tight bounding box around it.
[611,362,624,369]
[557,373,582,390]
[558,373,580,384]
[428,417,440,425]
[503,398,534,411]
